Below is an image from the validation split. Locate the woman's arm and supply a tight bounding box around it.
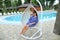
[29,22,35,25]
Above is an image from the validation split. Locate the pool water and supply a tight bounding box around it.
[4,11,57,22]
[5,14,22,22]
[39,11,57,19]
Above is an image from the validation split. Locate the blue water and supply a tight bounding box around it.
[5,14,22,22]
[4,11,57,22]
[39,11,57,19]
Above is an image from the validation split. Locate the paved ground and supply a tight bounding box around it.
[0,18,60,40]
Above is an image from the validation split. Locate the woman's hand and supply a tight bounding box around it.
[29,22,35,25]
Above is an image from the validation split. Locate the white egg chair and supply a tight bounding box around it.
[20,0,43,39]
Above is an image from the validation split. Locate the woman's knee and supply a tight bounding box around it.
[25,25,29,29]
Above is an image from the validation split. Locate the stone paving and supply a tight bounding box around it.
[0,18,60,40]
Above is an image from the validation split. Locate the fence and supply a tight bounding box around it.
[0,11,22,16]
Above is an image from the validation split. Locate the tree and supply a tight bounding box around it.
[2,0,7,13]
[31,0,55,10]
[47,0,55,9]
[49,0,55,7]
[53,0,60,35]
[18,0,22,6]
[4,0,11,7]
[13,0,18,12]
[12,1,18,7]
[39,0,55,10]
[31,0,46,10]
[31,0,39,5]
[0,0,3,13]
[39,0,45,10]
[24,0,30,4]
[0,0,3,8]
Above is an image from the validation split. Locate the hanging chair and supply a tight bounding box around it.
[20,0,43,39]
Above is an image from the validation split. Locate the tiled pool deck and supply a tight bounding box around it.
[0,18,60,40]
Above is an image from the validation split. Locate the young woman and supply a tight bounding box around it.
[20,10,38,34]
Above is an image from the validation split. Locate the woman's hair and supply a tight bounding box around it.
[30,8,38,16]
[33,10,38,16]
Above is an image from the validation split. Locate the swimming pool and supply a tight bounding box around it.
[4,11,57,22]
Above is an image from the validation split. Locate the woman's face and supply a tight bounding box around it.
[30,8,34,12]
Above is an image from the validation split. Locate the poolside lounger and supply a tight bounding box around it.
[14,11,17,15]
[7,12,11,15]
[0,13,2,16]
[20,12,23,14]
[17,11,20,14]
[3,13,7,15]
[11,12,14,15]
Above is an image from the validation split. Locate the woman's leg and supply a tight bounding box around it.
[20,25,29,34]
